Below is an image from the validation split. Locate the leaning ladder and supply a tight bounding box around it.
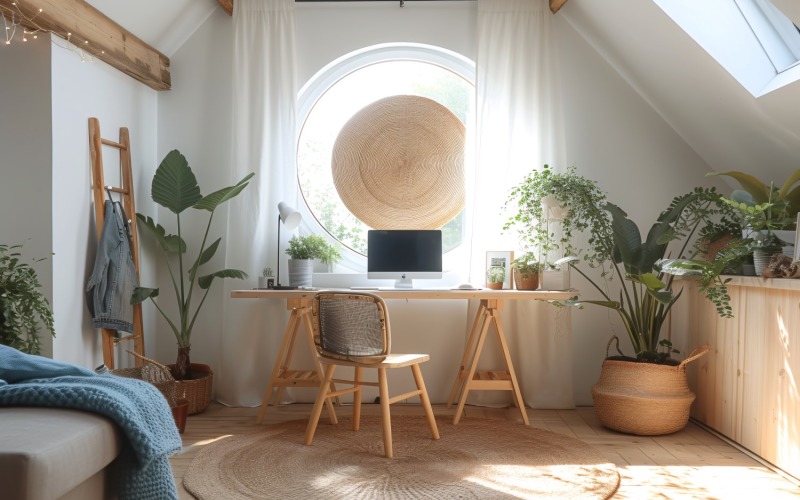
[88,117,145,368]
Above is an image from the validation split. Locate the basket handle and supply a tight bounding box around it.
[679,345,710,367]
[605,335,624,358]
[125,349,172,375]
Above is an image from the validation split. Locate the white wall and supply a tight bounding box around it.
[159,2,725,406]
[0,38,54,357]
[50,39,158,367]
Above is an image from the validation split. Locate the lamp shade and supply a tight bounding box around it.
[278,202,301,230]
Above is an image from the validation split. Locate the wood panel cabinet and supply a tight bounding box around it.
[678,277,800,480]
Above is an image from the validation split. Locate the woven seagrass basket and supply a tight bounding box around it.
[592,338,709,436]
[111,350,178,407]
[171,363,213,415]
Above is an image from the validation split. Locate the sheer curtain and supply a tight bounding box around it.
[468,0,573,408]
[217,0,299,406]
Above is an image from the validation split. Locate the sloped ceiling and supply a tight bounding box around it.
[560,0,800,185]
[84,0,799,184]
[85,0,217,57]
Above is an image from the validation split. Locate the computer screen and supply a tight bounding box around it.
[367,230,443,288]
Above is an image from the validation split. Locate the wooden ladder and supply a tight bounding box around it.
[88,117,145,368]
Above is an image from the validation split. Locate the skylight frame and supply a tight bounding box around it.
[734,0,800,73]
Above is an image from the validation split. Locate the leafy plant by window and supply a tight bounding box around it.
[132,150,253,380]
[708,169,800,228]
[559,187,749,364]
[0,244,55,355]
[286,234,341,264]
[503,165,613,270]
[487,265,506,283]
[510,252,542,276]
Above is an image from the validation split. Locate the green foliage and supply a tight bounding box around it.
[708,169,800,228]
[511,252,542,276]
[487,265,506,283]
[503,165,613,270]
[0,244,55,354]
[286,234,341,265]
[262,267,274,277]
[558,187,747,363]
[133,150,253,355]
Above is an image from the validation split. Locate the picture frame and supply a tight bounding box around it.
[485,251,514,289]
[795,213,800,262]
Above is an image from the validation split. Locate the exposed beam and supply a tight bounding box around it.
[0,0,170,91]
[550,0,568,14]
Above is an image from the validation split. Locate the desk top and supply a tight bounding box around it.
[231,288,575,301]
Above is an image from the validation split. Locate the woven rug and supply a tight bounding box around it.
[183,416,619,499]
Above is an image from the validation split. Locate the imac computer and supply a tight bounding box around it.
[367,229,443,289]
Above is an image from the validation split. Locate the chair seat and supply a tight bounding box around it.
[319,353,430,369]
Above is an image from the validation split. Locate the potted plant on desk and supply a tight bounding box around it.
[510,252,541,290]
[285,234,341,287]
[132,149,253,414]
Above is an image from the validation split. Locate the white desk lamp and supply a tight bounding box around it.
[275,202,301,290]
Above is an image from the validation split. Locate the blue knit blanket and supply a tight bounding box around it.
[0,345,182,500]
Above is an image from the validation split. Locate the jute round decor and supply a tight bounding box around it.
[183,416,619,499]
[331,95,465,229]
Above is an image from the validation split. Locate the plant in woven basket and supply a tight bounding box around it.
[557,186,750,364]
[132,150,253,380]
[0,243,55,355]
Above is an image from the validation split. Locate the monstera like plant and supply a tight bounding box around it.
[132,150,253,380]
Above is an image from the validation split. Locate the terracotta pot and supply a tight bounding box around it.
[171,399,190,434]
[513,269,539,290]
[485,282,503,290]
[169,363,213,415]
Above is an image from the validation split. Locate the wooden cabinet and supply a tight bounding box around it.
[678,277,800,479]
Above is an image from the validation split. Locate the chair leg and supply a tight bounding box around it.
[353,366,362,431]
[305,364,337,446]
[411,363,440,440]
[378,367,393,458]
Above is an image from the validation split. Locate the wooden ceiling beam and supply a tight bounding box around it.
[219,1,568,16]
[550,0,568,14]
[0,0,170,91]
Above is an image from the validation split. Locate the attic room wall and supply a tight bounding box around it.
[0,38,54,358]
[49,40,159,367]
[160,2,717,406]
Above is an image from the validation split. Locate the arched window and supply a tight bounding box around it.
[296,43,475,271]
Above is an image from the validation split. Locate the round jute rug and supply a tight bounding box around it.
[183,416,620,499]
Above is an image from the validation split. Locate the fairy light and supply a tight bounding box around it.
[1,1,97,63]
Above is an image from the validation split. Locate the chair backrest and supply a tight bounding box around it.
[313,292,391,364]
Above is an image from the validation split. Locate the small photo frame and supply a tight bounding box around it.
[794,213,800,261]
[486,251,514,289]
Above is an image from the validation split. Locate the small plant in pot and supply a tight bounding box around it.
[0,244,55,355]
[285,234,341,287]
[510,252,541,290]
[258,267,275,289]
[132,149,253,385]
[485,265,506,290]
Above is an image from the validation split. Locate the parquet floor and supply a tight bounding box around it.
[171,403,800,499]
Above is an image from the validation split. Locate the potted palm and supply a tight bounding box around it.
[0,244,55,355]
[558,187,750,434]
[132,150,253,412]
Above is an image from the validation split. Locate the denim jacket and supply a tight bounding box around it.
[86,200,138,332]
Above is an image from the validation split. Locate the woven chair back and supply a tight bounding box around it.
[313,292,390,364]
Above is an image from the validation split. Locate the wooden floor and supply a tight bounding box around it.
[171,403,800,499]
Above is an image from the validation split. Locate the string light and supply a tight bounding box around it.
[1,0,97,63]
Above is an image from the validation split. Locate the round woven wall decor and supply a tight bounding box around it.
[331,95,465,229]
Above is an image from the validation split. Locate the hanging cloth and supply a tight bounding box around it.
[86,200,139,333]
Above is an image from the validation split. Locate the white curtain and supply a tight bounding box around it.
[469,0,573,408]
[217,0,299,406]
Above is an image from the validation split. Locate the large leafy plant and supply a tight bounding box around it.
[708,169,800,228]
[561,187,749,363]
[0,244,55,355]
[132,150,253,380]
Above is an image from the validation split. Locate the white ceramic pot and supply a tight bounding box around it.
[288,259,313,287]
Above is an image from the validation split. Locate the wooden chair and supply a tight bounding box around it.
[304,291,439,458]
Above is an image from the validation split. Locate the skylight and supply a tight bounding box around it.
[654,0,800,97]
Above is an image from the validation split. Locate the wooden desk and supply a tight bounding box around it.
[231,288,574,425]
